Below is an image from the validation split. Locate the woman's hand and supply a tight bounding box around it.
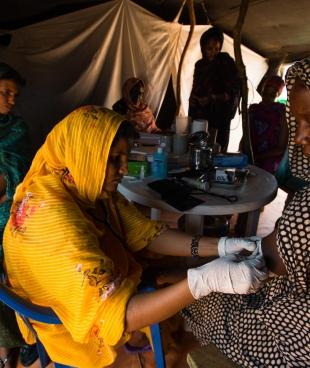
[187,254,268,299]
[189,94,209,106]
[218,236,261,257]
[196,96,209,105]
[211,92,230,102]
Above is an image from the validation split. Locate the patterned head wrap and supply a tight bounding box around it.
[121,78,158,133]
[285,57,310,181]
[122,78,146,108]
[14,106,125,203]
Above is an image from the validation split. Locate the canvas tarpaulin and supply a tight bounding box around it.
[0,0,266,152]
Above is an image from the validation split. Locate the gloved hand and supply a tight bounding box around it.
[252,237,263,257]
[187,254,267,299]
[218,236,262,257]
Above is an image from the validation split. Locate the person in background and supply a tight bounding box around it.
[112,77,160,133]
[188,27,241,152]
[180,57,310,368]
[0,63,37,367]
[3,106,267,368]
[248,75,288,174]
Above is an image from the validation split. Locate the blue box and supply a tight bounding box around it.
[212,153,248,168]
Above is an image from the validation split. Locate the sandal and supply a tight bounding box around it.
[19,344,38,367]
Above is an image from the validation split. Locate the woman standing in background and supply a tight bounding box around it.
[188,27,240,152]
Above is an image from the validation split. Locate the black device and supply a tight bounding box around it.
[147,179,205,211]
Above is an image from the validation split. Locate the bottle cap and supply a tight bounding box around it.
[157,142,166,154]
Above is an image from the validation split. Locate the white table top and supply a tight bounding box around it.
[118,165,278,216]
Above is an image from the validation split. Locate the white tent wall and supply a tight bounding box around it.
[0,0,267,154]
[0,0,182,153]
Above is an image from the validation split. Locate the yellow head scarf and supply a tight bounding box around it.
[15,106,125,204]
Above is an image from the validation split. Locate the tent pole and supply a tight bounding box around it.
[176,0,196,116]
[233,0,254,163]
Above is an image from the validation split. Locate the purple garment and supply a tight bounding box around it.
[249,102,285,173]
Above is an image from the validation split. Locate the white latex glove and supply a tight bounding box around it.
[218,236,262,257]
[187,254,267,299]
[251,238,263,257]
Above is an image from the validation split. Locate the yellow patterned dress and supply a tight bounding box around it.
[3,107,166,367]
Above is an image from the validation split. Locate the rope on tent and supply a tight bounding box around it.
[233,0,254,163]
[176,0,196,117]
[173,0,187,23]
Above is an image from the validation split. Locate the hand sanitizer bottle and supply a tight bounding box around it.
[151,143,168,179]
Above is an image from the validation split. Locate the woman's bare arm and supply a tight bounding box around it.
[146,229,219,258]
[127,229,277,331]
[126,278,193,332]
[127,228,275,331]
[262,229,286,275]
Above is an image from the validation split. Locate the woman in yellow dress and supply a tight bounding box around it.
[3,106,266,367]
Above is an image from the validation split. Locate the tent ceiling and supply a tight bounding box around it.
[0,0,309,63]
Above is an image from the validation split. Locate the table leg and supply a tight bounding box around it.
[184,214,204,235]
[151,208,161,221]
[243,209,260,236]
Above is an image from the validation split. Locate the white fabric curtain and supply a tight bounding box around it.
[0,0,181,151]
[0,0,266,152]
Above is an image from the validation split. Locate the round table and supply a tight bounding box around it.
[118,165,278,236]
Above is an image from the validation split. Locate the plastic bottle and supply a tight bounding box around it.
[139,164,145,180]
[151,143,168,179]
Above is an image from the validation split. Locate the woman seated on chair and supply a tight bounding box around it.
[112,77,160,133]
[0,62,38,368]
[3,106,267,368]
[181,57,310,368]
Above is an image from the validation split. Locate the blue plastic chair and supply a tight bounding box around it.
[0,283,165,368]
[0,283,73,368]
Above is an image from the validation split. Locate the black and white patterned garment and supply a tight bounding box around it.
[181,58,310,368]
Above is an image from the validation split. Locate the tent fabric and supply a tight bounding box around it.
[0,0,267,153]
